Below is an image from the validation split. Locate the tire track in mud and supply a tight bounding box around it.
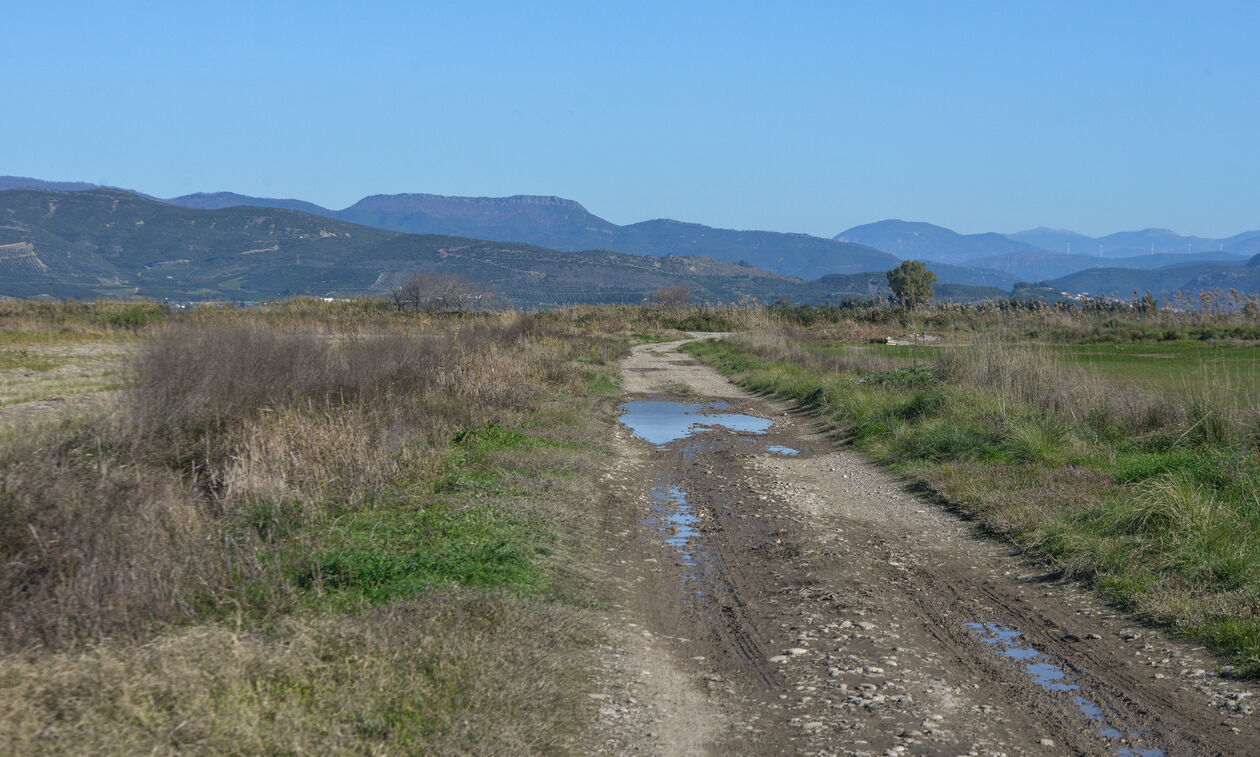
[590,336,1260,756]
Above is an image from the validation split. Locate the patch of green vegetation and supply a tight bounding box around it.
[299,505,549,605]
[584,367,621,394]
[278,422,584,608]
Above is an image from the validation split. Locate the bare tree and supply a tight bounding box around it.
[391,273,499,313]
[653,284,692,308]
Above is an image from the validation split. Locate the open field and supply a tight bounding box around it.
[1051,340,1260,393]
[0,342,132,408]
[817,337,1260,397]
[2,298,1258,753]
[0,301,645,754]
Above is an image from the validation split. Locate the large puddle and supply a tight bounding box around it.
[619,400,773,448]
[966,622,1165,756]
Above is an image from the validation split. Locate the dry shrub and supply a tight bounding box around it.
[0,314,601,650]
[0,427,213,646]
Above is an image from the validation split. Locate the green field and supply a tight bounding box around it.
[818,339,1260,396]
[1049,341,1260,393]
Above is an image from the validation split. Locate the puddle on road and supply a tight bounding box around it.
[966,622,1165,756]
[619,400,772,448]
[621,400,796,591]
[649,483,698,566]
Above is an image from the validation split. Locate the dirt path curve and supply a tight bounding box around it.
[588,336,1259,756]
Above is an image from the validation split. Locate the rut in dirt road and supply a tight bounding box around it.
[592,336,1260,756]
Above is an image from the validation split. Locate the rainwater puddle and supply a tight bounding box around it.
[966,622,1164,756]
[649,483,698,566]
[619,400,772,448]
[766,445,799,456]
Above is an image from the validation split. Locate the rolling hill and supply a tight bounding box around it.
[964,250,1248,283]
[1046,258,1260,298]
[834,219,1044,264]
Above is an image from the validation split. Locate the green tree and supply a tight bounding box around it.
[886,260,937,308]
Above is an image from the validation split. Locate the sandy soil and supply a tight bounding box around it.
[588,336,1260,756]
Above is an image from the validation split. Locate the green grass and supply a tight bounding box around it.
[1050,341,1260,393]
[686,336,1260,676]
[301,505,549,605]
[267,422,588,610]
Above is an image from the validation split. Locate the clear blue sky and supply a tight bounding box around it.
[3,1,1258,237]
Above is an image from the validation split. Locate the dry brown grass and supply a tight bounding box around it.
[0,591,596,756]
[0,302,637,753]
[0,310,620,650]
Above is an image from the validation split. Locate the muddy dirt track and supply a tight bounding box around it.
[588,337,1260,756]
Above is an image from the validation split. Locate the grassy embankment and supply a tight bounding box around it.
[686,310,1260,676]
[0,298,768,754]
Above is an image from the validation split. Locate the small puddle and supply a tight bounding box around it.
[650,483,698,566]
[766,445,799,456]
[966,622,1164,756]
[619,400,773,448]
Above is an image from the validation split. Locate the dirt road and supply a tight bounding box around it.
[589,337,1259,756]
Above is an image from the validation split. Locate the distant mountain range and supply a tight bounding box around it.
[1006,226,1260,257]
[3,175,1259,301]
[835,219,1258,288]
[167,191,904,282]
[0,187,1004,305]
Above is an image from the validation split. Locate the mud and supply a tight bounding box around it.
[590,336,1260,756]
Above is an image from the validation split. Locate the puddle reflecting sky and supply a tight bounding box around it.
[650,483,698,566]
[965,622,1164,756]
[619,400,772,448]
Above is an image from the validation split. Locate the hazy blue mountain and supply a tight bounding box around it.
[1007,225,1257,258]
[0,175,151,196]
[1227,236,1260,257]
[167,191,334,216]
[919,261,1018,289]
[834,219,1044,264]
[1098,228,1223,257]
[1046,262,1260,297]
[1003,227,1097,255]
[0,176,104,192]
[965,250,1248,283]
[610,218,897,278]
